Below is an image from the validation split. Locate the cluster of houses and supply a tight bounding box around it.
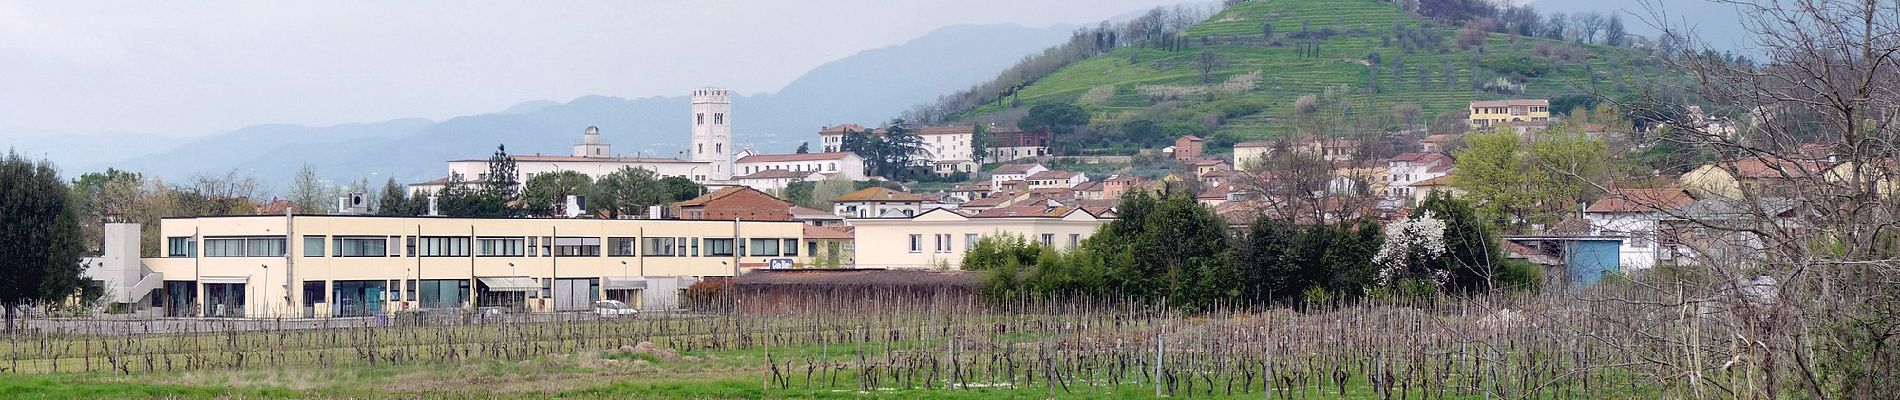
[82,92,1872,318]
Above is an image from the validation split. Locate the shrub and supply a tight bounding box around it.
[1494,259,1544,292]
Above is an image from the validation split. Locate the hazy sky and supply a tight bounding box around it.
[0,0,1740,139]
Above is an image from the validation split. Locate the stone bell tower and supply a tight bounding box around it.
[689,88,733,180]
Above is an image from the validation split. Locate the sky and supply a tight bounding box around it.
[0,0,1743,140]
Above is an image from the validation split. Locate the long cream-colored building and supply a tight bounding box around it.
[847,206,1112,269]
[141,215,806,318]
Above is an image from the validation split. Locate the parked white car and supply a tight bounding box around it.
[593,300,638,317]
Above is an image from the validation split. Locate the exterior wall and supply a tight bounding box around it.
[1563,239,1623,286]
[920,131,972,166]
[989,165,1049,187]
[690,88,734,180]
[1410,185,1465,204]
[734,154,866,181]
[1173,137,1203,160]
[833,201,922,218]
[848,212,1109,269]
[1468,102,1551,129]
[447,160,709,187]
[140,215,805,318]
[1234,146,1271,168]
[1385,159,1448,200]
[1584,212,1662,270]
[1678,165,1742,199]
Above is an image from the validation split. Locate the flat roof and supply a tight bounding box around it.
[159,214,804,224]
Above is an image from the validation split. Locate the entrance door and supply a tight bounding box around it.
[203,283,246,318]
[553,278,597,311]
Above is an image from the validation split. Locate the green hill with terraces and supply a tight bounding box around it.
[959,0,1672,155]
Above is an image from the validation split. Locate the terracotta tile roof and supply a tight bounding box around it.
[950,183,991,192]
[1586,188,1694,213]
[411,175,483,186]
[833,187,924,202]
[789,206,840,219]
[1188,159,1229,167]
[1421,134,1456,143]
[1469,99,1549,108]
[802,225,854,240]
[255,199,291,215]
[1026,170,1078,180]
[674,186,754,207]
[1543,217,1595,236]
[1104,175,1142,183]
[1198,183,1233,199]
[733,169,812,180]
[1392,152,1449,164]
[914,126,976,136]
[1200,169,1236,178]
[1073,181,1103,192]
[960,195,1011,208]
[1234,140,1273,148]
[1178,135,1203,141]
[736,151,855,163]
[1412,175,1455,187]
[992,163,1043,174]
[1426,163,1455,174]
[1709,158,1830,179]
[452,155,695,163]
[970,205,1084,218]
[818,124,871,135]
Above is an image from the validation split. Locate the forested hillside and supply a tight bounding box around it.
[912,0,1680,155]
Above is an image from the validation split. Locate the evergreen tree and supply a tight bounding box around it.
[377,178,406,216]
[0,151,85,331]
[483,144,519,200]
[795,142,810,154]
[520,171,593,217]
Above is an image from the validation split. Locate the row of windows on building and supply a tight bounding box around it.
[742,162,837,174]
[907,233,1079,253]
[696,112,725,126]
[167,235,801,259]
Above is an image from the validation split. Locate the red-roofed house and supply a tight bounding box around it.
[801,225,856,267]
[1583,188,1696,270]
[672,186,796,221]
[1419,134,1457,153]
[989,163,1048,187]
[1386,152,1454,203]
[1172,135,1205,160]
[734,152,866,181]
[1026,170,1089,189]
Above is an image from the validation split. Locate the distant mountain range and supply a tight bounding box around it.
[27,23,1077,192]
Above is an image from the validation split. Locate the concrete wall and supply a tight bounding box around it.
[848,210,1109,269]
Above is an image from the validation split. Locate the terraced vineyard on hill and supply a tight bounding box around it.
[964,0,1670,154]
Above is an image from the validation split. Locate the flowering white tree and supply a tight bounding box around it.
[1373,210,1448,286]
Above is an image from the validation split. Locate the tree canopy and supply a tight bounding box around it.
[0,151,86,331]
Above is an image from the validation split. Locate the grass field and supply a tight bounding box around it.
[0,291,1700,399]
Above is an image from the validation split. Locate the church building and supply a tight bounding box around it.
[411,88,847,195]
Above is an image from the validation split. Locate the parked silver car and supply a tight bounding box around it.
[593,300,638,317]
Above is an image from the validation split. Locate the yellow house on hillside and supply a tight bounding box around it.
[1468,99,1550,129]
